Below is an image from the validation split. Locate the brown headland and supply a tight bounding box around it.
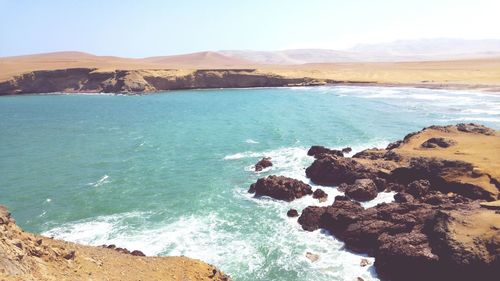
[1,51,500,94]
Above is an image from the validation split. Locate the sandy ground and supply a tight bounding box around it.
[1,52,500,91]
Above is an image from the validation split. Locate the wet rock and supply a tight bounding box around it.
[313,188,328,202]
[342,147,352,153]
[297,206,328,231]
[305,252,319,262]
[287,209,299,217]
[345,179,378,201]
[307,146,343,158]
[305,156,376,186]
[360,258,370,267]
[249,175,312,201]
[254,157,272,172]
[421,137,456,148]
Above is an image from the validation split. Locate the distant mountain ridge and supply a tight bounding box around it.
[220,38,500,64]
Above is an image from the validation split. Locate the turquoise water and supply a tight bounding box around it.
[0,86,499,280]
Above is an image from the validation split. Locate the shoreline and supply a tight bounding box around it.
[1,75,500,96]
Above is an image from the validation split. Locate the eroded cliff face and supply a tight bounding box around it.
[0,68,322,95]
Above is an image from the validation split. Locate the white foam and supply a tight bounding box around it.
[88,175,110,187]
[245,139,259,144]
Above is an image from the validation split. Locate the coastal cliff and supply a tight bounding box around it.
[248,123,500,281]
[0,68,322,95]
[0,206,231,281]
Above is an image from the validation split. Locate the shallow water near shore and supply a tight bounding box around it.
[1,86,499,281]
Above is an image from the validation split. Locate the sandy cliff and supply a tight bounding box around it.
[0,206,231,281]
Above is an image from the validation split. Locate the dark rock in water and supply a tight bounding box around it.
[254,157,273,171]
[421,137,456,148]
[305,156,376,186]
[307,146,344,158]
[313,188,328,202]
[287,209,299,217]
[345,179,378,201]
[297,206,328,231]
[360,258,370,267]
[342,147,352,153]
[456,123,496,135]
[248,175,312,201]
[407,180,431,198]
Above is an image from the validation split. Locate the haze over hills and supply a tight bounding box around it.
[221,38,500,64]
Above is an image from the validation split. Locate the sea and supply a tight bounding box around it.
[1,86,499,281]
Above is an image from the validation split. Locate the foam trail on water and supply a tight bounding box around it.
[88,175,110,187]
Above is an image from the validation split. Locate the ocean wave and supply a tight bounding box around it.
[245,139,259,144]
[88,175,110,187]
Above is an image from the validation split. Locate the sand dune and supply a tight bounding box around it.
[1,51,500,91]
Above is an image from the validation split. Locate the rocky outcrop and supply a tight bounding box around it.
[0,68,322,95]
[344,179,378,201]
[313,188,328,202]
[305,155,377,186]
[420,137,456,148]
[307,146,344,158]
[248,175,313,201]
[0,205,231,281]
[254,157,272,172]
[287,209,299,217]
[296,124,500,281]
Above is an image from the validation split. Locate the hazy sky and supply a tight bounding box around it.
[1,0,500,57]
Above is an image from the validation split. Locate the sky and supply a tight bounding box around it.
[1,0,500,57]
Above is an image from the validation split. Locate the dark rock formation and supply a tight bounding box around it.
[0,68,321,95]
[390,157,496,200]
[254,157,272,171]
[248,175,312,201]
[344,179,378,201]
[421,137,456,148]
[287,209,299,217]
[407,179,431,198]
[305,155,376,186]
[307,146,344,158]
[342,147,352,153]
[456,123,496,135]
[313,188,328,202]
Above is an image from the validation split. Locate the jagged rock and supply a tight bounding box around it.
[421,137,456,148]
[248,175,312,201]
[391,157,496,200]
[287,209,299,217]
[254,157,272,171]
[407,179,431,198]
[305,156,376,186]
[307,145,344,158]
[394,192,414,203]
[360,258,370,267]
[345,179,378,201]
[313,188,328,202]
[342,147,352,153]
